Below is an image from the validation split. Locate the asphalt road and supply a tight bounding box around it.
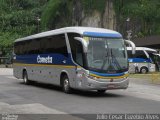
[0,68,160,119]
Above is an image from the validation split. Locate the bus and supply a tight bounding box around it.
[127,47,158,74]
[13,27,135,93]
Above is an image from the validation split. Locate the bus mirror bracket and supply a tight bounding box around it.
[74,37,88,52]
[125,40,136,54]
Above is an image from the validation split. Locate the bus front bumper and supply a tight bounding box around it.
[77,77,129,90]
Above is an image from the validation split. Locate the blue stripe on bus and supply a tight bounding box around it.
[15,53,75,65]
[89,71,125,77]
[83,32,122,38]
[128,58,152,63]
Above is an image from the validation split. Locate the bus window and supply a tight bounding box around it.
[14,42,19,55]
[45,34,68,56]
[39,38,47,54]
[14,42,26,55]
[29,39,41,54]
[134,50,147,59]
[75,41,84,66]
[127,50,133,58]
[67,33,84,67]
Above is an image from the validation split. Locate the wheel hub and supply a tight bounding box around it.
[64,79,69,91]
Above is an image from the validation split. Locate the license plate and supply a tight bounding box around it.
[107,84,115,88]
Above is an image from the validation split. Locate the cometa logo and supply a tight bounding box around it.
[37,55,53,64]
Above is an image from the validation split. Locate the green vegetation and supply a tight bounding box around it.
[113,0,160,37]
[0,0,47,56]
[41,0,107,30]
[0,0,160,57]
[41,0,160,37]
[41,0,72,30]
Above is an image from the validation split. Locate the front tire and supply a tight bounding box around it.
[97,90,106,94]
[140,67,148,74]
[62,75,72,94]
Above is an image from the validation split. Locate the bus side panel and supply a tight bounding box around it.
[61,67,76,88]
[24,65,60,85]
[13,64,23,79]
[13,55,77,88]
[27,66,49,83]
[43,66,62,85]
[129,62,150,73]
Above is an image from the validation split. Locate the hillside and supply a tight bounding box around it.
[0,0,160,57]
[41,0,160,38]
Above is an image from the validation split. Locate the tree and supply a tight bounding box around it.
[0,0,47,56]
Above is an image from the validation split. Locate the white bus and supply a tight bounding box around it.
[127,47,158,73]
[13,27,135,93]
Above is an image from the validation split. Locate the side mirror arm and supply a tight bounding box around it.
[74,37,88,52]
[125,40,136,54]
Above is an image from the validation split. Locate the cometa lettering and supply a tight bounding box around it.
[37,55,53,64]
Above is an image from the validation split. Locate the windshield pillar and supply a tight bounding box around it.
[67,33,87,68]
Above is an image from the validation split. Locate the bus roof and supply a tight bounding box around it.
[15,27,122,42]
[127,47,157,52]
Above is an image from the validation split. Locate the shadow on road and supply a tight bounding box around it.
[71,90,124,98]
[18,81,125,98]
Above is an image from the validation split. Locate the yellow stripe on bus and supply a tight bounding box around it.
[13,63,75,68]
[90,73,129,79]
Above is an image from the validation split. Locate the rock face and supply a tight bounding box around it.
[82,11,101,28]
[73,0,116,30]
[102,0,116,30]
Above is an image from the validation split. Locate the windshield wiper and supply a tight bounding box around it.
[101,48,122,71]
[100,47,110,70]
[101,47,116,71]
[110,48,122,70]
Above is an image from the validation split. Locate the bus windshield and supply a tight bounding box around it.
[85,37,128,73]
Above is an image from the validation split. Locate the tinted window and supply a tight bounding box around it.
[14,41,27,55]
[134,50,147,59]
[14,42,20,55]
[44,34,67,55]
[14,34,68,56]
[127,50,133,58]
[29,39,41,54]
[67,33,84,66]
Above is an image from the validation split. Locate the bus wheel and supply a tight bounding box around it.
[97,90,106,94]
[140,67,148,74]
[62,75,72,94]
[23,71,30,84]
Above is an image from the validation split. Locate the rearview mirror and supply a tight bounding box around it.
[74,37,88,52]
